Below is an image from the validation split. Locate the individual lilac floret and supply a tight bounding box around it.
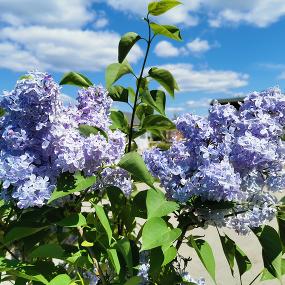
[144,87,285,234]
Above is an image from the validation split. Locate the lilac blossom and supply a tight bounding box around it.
[0,72,129,208]
[144,87,285,233]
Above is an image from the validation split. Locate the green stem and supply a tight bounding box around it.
[127,15,152,152]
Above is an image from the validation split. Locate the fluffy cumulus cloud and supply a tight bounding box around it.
[104,0,285,28]
[0,26,143,72]
[0,0,143,72]
[160,64,249,93]
[154,38,214,58]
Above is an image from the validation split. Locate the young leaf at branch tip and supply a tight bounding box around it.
[119,32,141,63]
[150,23,182,41]
[59,71,93,88]
[105,60,134,88]
[78,124,108,141]
[148,0,181,16]
[118,152,155,188]
[148,67,179,97]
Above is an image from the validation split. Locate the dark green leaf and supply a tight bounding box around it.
[118,152,155,188]
[235,245,252,276]
[115,238,133,275]
[142,114,175,131]
[148,0,181,16]
[107,249,121,274]
[110,110,129,133]
[136,104,154,122]
[261,259,285,280]
[277,214,285,251]
[190,237,216,284]
[150,23,182,41]
[29,244,65,259]
[255,225,283,280]
[105,61,133,88]
[141,90,166,115]
[108,85,129,103]
[78,124,108,140]
[94,204,112,245]
[146,189,179,218]
[119,32,141,63]
[148,67,179,97]
[4,227,46,244]
[48,172,96,203]
[142,217,181,250]
[219,234,235,275]
[56,213,86,227]
[60,72,93,87]
[124,276,142,285]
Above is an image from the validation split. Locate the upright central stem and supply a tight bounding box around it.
[127,17,152,152]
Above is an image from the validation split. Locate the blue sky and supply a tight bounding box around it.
[1,0,285,116]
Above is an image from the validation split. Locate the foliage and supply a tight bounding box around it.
[0,1,285,285]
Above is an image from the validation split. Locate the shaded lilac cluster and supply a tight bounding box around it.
[0,72,129,208]
[144,87,285,233]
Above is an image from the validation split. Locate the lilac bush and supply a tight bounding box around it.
[0,1,284,285]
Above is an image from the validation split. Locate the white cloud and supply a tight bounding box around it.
[278,72,285,80]
[154,38,214,58]
[154,41,183,57]
[0,0,96,28]
[166,107,185,112]
[205,0,285,28]
[61,93,77,104]
[160,63,249,93]
[186,98,212,108]
[0,26,143,72]
[104,0,200,27]
[187,38,210,53]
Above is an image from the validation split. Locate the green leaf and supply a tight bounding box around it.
[78,124,108,140]
[141,90,166,115]
[190,237,216,284]
[19,74,33,80]
[148,67,179,97]
[146,189,179,218]
[261,259,285,280]
[162,246,177,266]
[219,234,235,275]
[0,108,5,117]
[110,110,129,133]
[115,238,133,275]
[49,274,71,285]
[255,225,283,280]
[235,245,252,276]
[142,217,181,250]
[56,213,86,227]
[124,276,142,285]
[29,244,65,259]
[4,226,46,244]
[118,152,155,188]
[277,213,285,251]
[107,249,121,274]
[148,0,181,16]
[94,205,112,245]
[60,72,93,88]
[105,61,133,88]
[108,85,129,103]
[142,114,175,131]
[119,32,141,63]
[81,241,94,247]
[48,172,96,204]
[150,23,182,41]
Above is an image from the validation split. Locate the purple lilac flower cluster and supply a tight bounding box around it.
[0,72,129,208]
[144,88,285,234]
